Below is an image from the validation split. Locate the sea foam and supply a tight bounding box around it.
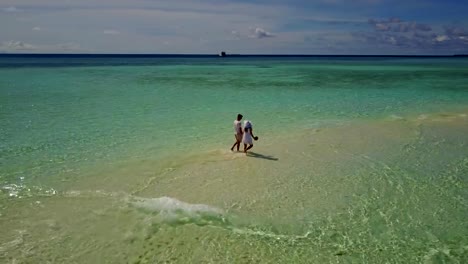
[1,183,57,198]
[131,196,225,225]
[130,196,313,241]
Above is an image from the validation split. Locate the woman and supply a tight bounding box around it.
[242,120,258,153]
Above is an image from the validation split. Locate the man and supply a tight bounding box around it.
[230,114,243,151]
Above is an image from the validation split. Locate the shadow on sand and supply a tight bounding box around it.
[246,152,279,161]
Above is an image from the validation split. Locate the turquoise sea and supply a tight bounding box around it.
[1,55,467,263]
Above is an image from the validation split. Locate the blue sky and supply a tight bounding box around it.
[1,0,467,54]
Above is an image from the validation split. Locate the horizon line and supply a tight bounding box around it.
[0,53,467,57]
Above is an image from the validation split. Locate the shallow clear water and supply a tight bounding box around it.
[1,56,467,263]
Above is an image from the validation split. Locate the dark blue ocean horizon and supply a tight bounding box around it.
[1,53,466,68]
[0,53,464,58]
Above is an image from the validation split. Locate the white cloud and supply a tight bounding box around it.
[435,35,449,42]
[375,23,390,31]
[32,27,41,31]
[0,41,36,50]
[250,27,275,39]
[56,42,83,51]
[103,30,120,35]
[229,30,241,40]
[3,6,21,12]
[0,40,84,52]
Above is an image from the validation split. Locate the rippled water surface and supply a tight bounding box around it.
[1,56,467,263]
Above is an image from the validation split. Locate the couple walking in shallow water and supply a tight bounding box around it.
[231,114,258,153]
